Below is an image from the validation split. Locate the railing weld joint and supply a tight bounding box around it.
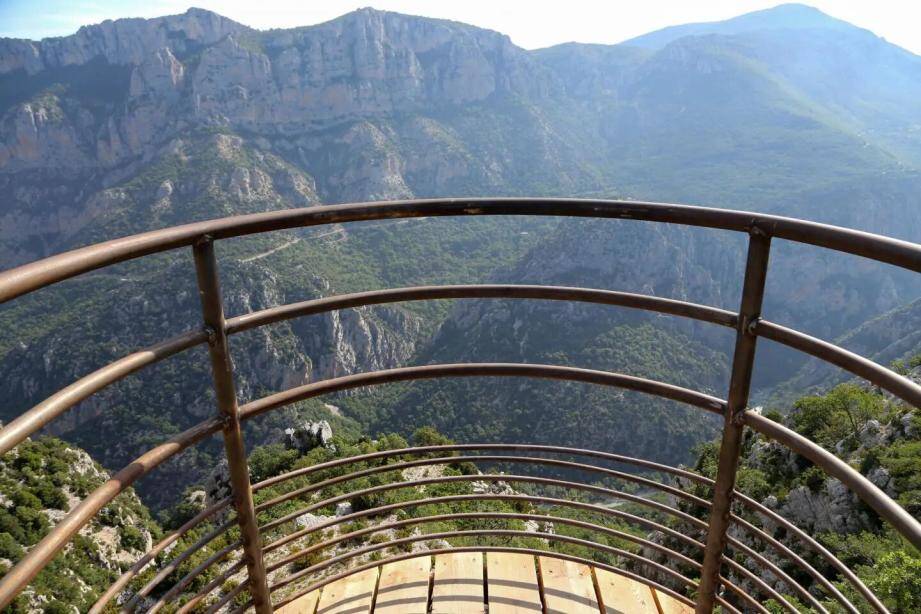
[195,233,214,247]
[203,325,218,346]
[744,315,761,336]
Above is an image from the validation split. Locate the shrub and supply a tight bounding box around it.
[119,525,146,551]
[866,550,921,611]
[33,481,68,510]
[43,600,71,614]
[11,489,42,510]
[248,444,299,483]
[792,384,884,447]
[0,532,23,561]
[0,509,25,543]
[800,466,826,493]
[13,506,48,544]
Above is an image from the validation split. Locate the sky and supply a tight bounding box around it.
[1,0,919,54]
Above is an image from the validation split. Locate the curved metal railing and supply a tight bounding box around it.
[0,198,918,613]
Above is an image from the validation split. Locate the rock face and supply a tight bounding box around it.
[742,403,912,537]
[0,8,244,75]
[285,421,334,453]
[204,458,231,504]
[0,7,548,177]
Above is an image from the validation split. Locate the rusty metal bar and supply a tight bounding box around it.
[3,198,919,304]
[175,560,245,614]
[266,491,706,554]
[252,453,713,516]
[755,319,921,408]
[121,520,238,612]
[0,283,732,462]
[0,282,733,461]
[253,466,814,611]
[744,410,921,551]
[239,440,878,611]
[118,447,712,609]
[91,496,231,613]
[259,490,793,612]
[244,440,867,611]
[172,487,707,605]
[0,417,221,609]
[132,482,833,614]
[0,329,207,457]
[240,362,726,421]
[696,230,771,613]
[271,511,700,571]
[258,472,710,536]
[184,493,790,614]
[725,518,845,612]
[192,237,271,614]
[162,485,833,613]
[249,442,717,492]
[225,283,738,333]
[146,539,242,614]
[723,530,826,612]
[733,490,882,613]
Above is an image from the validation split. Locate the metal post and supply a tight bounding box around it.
[695,229,771,613]
[193,237,273,614]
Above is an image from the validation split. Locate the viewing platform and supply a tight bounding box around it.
[276,552,692,614]
[0,198,919,612]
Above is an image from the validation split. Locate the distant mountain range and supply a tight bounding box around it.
[1,3,919,508]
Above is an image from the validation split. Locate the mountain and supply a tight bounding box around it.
[1,4,920,509]
[623,3,857,49]
[622,3,921,166]
[767,298,921,405]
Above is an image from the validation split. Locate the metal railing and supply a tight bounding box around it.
[0,198,918,613]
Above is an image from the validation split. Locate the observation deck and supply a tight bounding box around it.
[0,198,919,613]
[275,552,693,614]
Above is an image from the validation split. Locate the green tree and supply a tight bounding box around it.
[119,525,146,551]
[0,532,23,561]
[865,550,921,611]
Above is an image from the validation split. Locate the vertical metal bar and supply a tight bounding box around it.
[193,237,273,614]
[695,228,771,613]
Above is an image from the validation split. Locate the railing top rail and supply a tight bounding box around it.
[238,362,727,420]
[2,198,920,304]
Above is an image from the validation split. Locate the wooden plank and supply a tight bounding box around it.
[595,568,657,614]
[276,590,320,614]
[374,556,431,613]
[315,567,378,614]
[431,552,485,614]
[538,556,600,614]
[652,588,695,614]
[487,553,543,613]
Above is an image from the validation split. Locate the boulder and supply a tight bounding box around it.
[284,420,334,453]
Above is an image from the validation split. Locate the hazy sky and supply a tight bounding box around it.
[1,0,919,54]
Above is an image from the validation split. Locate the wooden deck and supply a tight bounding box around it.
[276,553,692,614]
